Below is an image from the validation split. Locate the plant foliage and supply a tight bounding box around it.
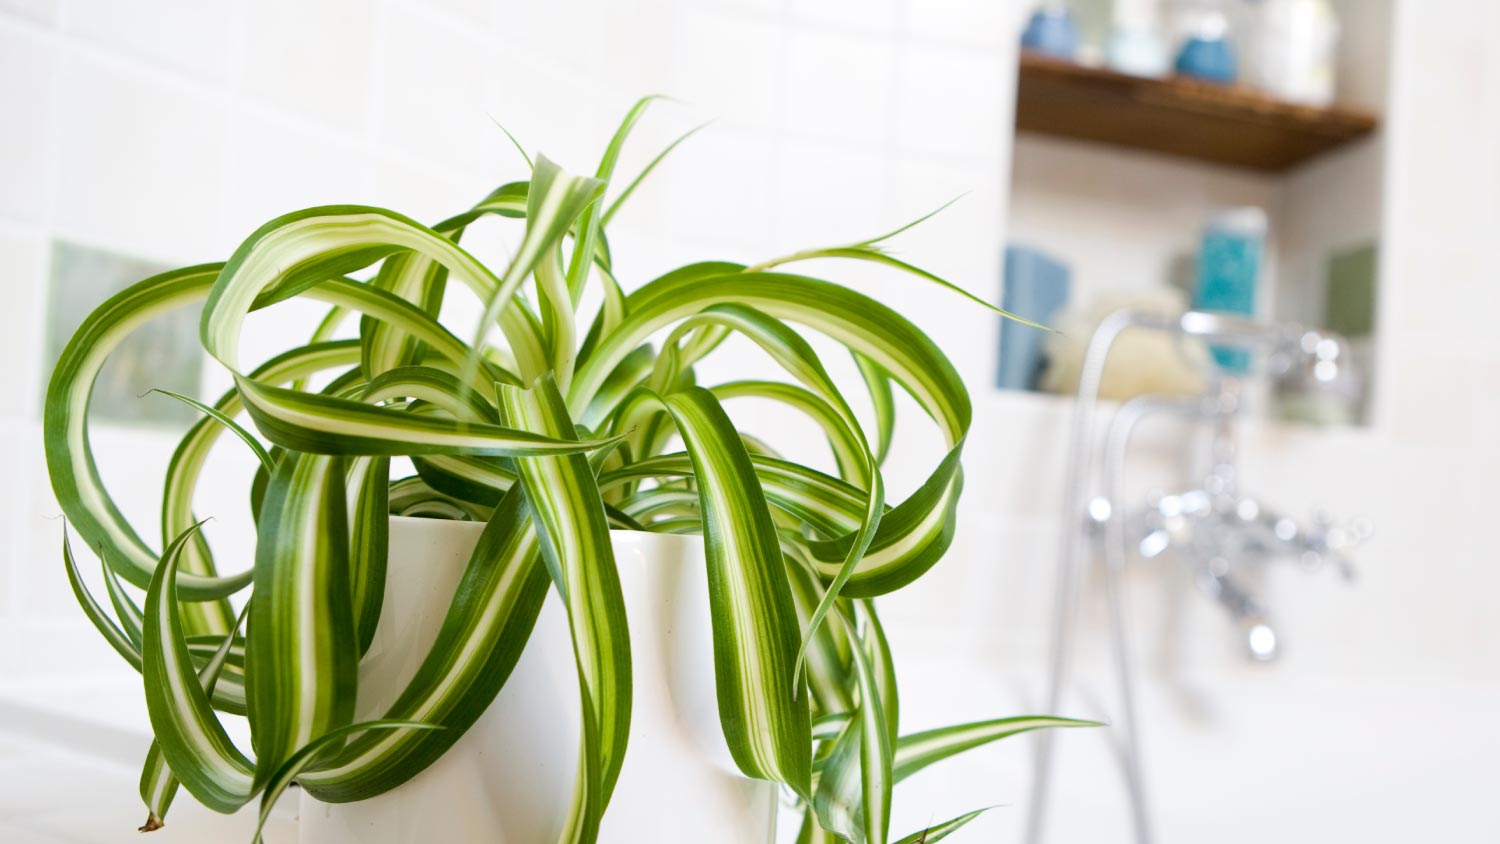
[45,98,1089,842]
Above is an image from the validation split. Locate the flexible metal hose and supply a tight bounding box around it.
[1025,309,1174,844]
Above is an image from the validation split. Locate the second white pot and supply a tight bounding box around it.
[299,516,777,843]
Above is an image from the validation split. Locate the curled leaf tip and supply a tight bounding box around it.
[139,813,163,832]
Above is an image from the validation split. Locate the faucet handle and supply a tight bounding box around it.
[1301,511,1371,581]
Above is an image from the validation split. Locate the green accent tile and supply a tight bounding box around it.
[1324,243,1377,338]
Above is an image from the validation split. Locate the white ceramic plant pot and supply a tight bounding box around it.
[299,516,777,843]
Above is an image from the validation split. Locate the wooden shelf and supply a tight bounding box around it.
[1014,52,1379,173]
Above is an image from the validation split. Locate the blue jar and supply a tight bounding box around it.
[1021,5,1081,60]
[1174,11,1237,83]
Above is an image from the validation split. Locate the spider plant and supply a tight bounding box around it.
[45,98,1090,843]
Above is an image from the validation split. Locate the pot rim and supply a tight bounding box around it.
[387,513,704,550]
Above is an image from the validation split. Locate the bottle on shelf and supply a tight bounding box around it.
[1021,2,1082,61]
[1172,2,1238,84]
[1248,0,1340,106]
[1108,0,1170,77]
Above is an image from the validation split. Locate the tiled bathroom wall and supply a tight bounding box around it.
[0,0,1021,684]
[2,1,1497,842]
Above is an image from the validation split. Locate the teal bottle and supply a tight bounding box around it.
[1193,208,1267,372]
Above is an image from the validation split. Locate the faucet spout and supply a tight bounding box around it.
[1196,562,1279,662]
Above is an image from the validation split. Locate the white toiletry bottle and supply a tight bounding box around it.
[1108,0,1169,77]
[1250,0,1340,106]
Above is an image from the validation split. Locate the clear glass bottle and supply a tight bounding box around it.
[1249,0,1340,105]
[1108,0,1170,77]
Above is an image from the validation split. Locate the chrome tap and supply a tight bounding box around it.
[1134,480,1369,661]
[1129,375,1368,660]
[1028,309,1370,844]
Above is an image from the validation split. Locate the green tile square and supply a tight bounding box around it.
[1324,243,1377,338]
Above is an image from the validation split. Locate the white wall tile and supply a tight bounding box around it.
[673,6,781,128]
[372,154,480,228]
[659,124,778,248]
[884,154,1003,287]
[698,0,783,16]
[64,0,236,81]
[789,0,897,34]
[417,0,493,26]
[13,420,65,618]
[771,137,887,245]
[376,4,500,184]
[0,232,45,420]
[0,23,55,223]
[901,0,1023,49]
[501,0,608,80]
[0,0,56,26]
[222,108,372,250]
[783,25,895,144]
[486,47,614,174]
[896,43,1004,161]
[0,425,32,617]
[597,0,678,100]
[241,0,373,132]
[839,154,1003,389]
[1387,348,1482,445]
[54,51,228,262]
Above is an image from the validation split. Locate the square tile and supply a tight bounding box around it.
[377,4,501,184]
[223,108,372,242]
[0,0,56,26]
[41,241,194,427]
[884,154,1003,283]
[673,6,782,128]
[485,46,614,176]
[596,0,677,100]
[790,0,897,34]
[242,0,373,132]
[896,44,1004,161]
[771,137,888,246]
[902,0,1019,48]
[659,124,778,249]
[373,155,483,231]
[0,233,45,420]
[54,51,228,262]
[589,103,701,235]
[0,23,56,223]
[500,0,608,79]
[783,26,896,145]
[65,0,236,81]
[700,0,782,14]
[422,0,494,27]
[0,425,32,618]
[1388,347,1483,445]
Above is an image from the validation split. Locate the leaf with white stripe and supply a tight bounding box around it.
[812,608,892,844]
[141,523,255,812]
[348,456,390,655]
[244,452,357,789]
[46,267,252,605]
[499,374,631,841]
[140,601,249,830]
[891,808,990,844]
[894,716,1097,783]
[62,527,140,670]
[297,486,548,801]
[654,387,812,795]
